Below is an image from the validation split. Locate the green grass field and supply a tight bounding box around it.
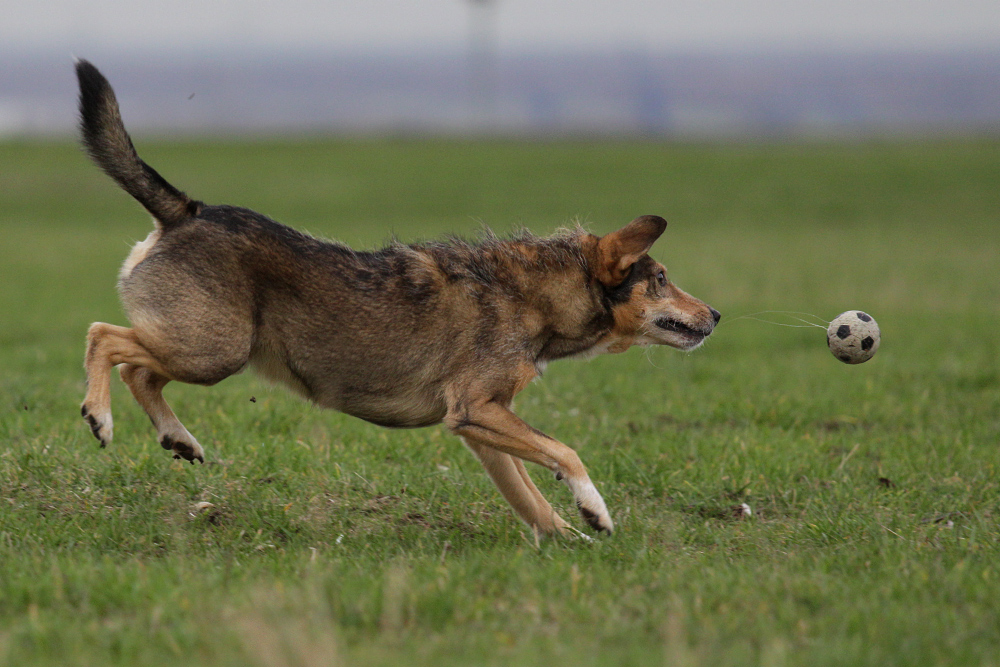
[1,138,998,666]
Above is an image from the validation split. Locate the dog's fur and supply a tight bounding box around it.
[75,60,719,536]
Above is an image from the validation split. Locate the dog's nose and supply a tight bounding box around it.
[709,307,721,324]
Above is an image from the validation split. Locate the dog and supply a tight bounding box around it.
[75,60,720,537]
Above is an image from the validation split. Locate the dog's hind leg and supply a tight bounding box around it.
[463,439,572,537]
[81,322,173,448]
[119,364,204,463]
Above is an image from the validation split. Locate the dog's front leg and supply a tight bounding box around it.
[462,438,573,537]
[446,401,613,534]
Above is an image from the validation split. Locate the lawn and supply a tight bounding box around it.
[0,137,998,666]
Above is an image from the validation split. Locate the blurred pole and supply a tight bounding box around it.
[467,0,499,131]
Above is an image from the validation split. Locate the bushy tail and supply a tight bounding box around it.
[75,59,200,228]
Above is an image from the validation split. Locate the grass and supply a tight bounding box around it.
[1,137,998,666]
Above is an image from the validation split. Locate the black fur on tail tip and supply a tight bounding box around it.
[74,59,110,123]
[73,59,201,227]
[74,59,122,164]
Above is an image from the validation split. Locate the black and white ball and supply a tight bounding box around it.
[827,311,880,364]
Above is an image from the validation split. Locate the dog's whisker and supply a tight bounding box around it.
[720,310,828,330]
[641,344,664,369]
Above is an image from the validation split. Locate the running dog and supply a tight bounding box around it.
[75,60,720,536]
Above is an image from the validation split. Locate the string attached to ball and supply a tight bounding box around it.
[717,310,881,364]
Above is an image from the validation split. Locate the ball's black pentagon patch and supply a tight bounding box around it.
[837,352,853,363]
[836,324,851,339]
[861,336,875,351]
[856,312,872,322]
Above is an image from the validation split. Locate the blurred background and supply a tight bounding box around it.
[4,0,1000,137]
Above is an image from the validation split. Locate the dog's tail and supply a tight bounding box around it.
[75,59,200,228]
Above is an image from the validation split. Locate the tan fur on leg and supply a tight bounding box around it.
[119,364,205,463]
[447,401,613,534]
[463,438,571,536]
[81,322,171,447]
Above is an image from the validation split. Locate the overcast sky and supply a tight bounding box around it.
[5,0,1000,54]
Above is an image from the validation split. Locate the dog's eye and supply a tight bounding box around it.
[656,271,666,286]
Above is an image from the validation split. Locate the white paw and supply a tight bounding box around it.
[562,476,614,534]
[81,404,113,447]
[563,525,595,542]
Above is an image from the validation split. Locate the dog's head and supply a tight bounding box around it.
[587,215,720,352]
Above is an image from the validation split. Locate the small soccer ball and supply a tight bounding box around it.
[827,311,880,364]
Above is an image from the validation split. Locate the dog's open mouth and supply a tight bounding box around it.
[653,317,708,339]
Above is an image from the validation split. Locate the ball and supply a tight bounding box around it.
[827,311,880,364]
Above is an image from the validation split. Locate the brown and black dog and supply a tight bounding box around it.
[75,60,719,537]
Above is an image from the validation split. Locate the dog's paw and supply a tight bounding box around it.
[561,525,594,542]
[160,433,205,464]
[562,477,614,535]
[81,404,112,447]
[576,501,614,534]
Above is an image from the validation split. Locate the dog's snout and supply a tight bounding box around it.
[709,307,721,325]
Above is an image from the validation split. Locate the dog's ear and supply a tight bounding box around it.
[594,215,667,286]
